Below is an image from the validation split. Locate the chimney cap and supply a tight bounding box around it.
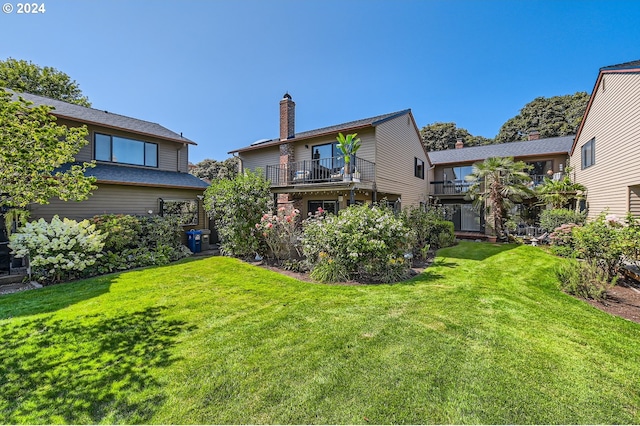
[283,92,292,100]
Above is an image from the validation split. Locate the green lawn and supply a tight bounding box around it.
[1,241,640,424]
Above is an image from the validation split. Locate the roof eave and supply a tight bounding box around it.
[429,150,571,166]
[571,67,640,155]
[96,179,208,190]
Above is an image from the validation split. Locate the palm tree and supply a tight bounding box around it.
[536,174,587,209]
[465,157,534,239]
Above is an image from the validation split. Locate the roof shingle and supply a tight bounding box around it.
[7,90,195,145]
[427,135,575,165]
[230,109,411,153]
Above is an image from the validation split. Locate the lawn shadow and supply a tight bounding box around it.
[0,274,114,320]
[0,305,196,424]
[438,241,519,261]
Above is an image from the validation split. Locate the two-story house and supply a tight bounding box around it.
[427,134,574,235]
[229,94,430,217]
[9,91,210,229]
[570,59,640,220]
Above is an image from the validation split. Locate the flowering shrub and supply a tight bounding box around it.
[302,204,416,283]
[255,207,302,261]
[549,223,580,257]
[204,169,272,257]
[9,216,106,284]
[572,213,626,279]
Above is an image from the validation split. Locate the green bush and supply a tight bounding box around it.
[302,204,416,283]
[572,213,625,279]
[556,259,616,301]
[205,169,272,257]
[400,206,455,257]
[549,223,580,257]
[255,207,302,261]
[88,214,191,275]
[539,208,586,232]
[9,216,106,284]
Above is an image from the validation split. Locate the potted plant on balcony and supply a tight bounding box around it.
[336,132,361,182]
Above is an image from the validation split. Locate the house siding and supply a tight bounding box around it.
[570,72,640,220]
[58,119,187,172]
[240,146,281,175]
[374,113,428,207]
[29,184,207,229]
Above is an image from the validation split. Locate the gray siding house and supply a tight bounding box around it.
[10,91,210,229]
[569,60,640,220]
[230,94,430,217]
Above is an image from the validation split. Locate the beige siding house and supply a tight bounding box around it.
[427,135,574,236]
[11,91,210,230]
[569,60,640,220]
[229,94,430,217]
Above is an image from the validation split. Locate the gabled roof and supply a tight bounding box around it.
[61,163,209,190]
[230,109,412,154]
[571,59,640,154]
[7,90,196,145]
[427,135,574,165]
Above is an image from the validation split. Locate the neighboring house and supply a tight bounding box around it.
[7,91,210,229]
[427,134,574,235]
[229,94,429,217]
[569,59,640,220]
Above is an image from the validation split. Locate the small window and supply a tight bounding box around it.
[581,138,595,169]
[414,158,425,179]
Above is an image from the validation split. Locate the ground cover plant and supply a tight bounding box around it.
[1,242,640,424]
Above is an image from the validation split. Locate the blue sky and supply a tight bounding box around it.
[2,0,640,163]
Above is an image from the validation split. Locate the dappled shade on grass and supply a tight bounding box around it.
[0,306,193,424]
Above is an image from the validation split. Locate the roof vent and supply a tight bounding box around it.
[251,138,271,146]
[283,92,292,100]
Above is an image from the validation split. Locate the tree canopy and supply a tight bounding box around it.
[0,58,91,107]
[0,91,96,208]
[420,92,590,151]
[189,157,239,182]
[494,92,589,143]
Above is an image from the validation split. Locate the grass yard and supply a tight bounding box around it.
[1,241,640,424]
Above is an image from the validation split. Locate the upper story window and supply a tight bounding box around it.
[95,133,158,167]
[581,138,595,170]
[443,165,474,182]
[414,158,425,179]
[312,142,344,170]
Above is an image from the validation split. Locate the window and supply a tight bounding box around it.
[160,199,198,226]
[581,138,595,169]
[95,133,158,167]
[308,200,338,215]
[312,142,344,171]
[414,158,425,179]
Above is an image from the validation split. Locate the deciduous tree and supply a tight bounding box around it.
[0,58,90,106]
[0,91,96,209]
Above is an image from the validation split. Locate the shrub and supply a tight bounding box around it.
[621,214,640,269]
[549,223,580,257]
[255,207,302,261]
[539,208,586,232]
[556,259,616,301]
[302,204,416,283]
[9,216,106,284]
[400,206,455,256]
[88,214,191,275]
[572,213,625,279]
[205,169,272,257]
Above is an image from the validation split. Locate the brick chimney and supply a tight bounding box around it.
[528,130,540,141]
[280,93,295,141]
[455,138,464,149]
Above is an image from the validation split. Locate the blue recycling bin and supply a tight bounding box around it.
[186,229,202,253]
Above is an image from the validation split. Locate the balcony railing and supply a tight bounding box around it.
[266,156,375,187]
[431,174,562,196]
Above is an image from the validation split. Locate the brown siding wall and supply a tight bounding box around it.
[630,186,640,217]
[29,184,207,229]
[240,146,281,175]
[570,73,640,219]
[374,114,429,207]
[56,119,189,172]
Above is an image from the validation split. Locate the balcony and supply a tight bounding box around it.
[430,174,560,196]
[266,156,375,187]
